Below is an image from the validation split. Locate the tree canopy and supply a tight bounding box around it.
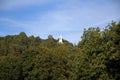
[0,21,120,80]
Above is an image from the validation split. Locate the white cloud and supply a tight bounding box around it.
[0,0,120,43]
[0,18,29,29]
[0,32,5,35]
[0,0,53,10]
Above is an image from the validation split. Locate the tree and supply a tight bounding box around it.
[0,56,22,80]
[77,21,120,80]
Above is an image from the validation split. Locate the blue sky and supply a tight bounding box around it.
[0,0,120,44]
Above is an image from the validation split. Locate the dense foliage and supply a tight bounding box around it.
[0,21,120,80]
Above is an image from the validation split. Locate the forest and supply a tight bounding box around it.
[0,21,120,80]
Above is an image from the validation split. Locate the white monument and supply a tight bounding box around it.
[58,35,63,44]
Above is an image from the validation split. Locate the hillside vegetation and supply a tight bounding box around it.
[0,21,120,80]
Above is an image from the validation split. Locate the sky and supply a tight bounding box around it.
[0,0,120,44]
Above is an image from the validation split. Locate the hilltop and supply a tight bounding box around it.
[0,21,120,80]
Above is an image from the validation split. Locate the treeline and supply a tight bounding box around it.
[0,21,120,80]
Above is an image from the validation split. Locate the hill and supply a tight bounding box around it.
[0,21,120,80]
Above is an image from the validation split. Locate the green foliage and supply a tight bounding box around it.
[77,21,120,80]
[0,56,22,80]
[0,21,120,80]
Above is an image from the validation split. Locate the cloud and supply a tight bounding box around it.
[0,31,5,35]
[0,0,53,10]
[0,18,29,29]
[0,0,120,43]
[26,1,120,32]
